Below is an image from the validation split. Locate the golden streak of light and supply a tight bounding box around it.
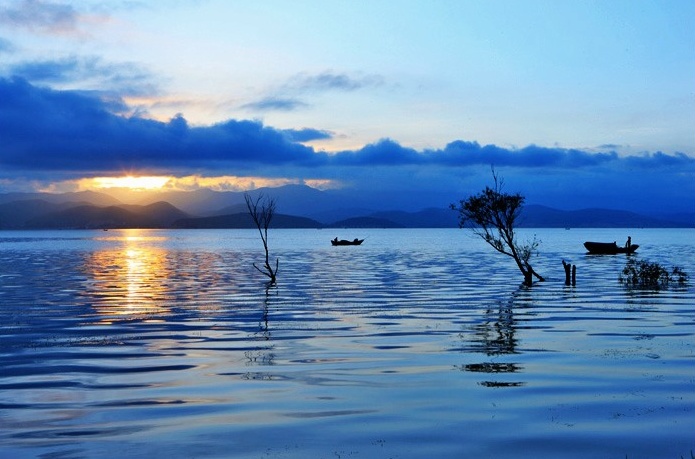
[85,229,171,321]
[38,175,343,196]
[91,175,173,190]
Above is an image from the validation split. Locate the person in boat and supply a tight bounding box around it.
[353,238,359,243]
[333,237,338,243]
[625,236,631,249]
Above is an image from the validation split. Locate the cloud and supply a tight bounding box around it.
[243,71,384,113]
[321,140,625,169]
[1,77,693,213]
[0,0,79,34]
[8,57,81,82]
[430,141,606,168]
[285,71,384,93]
[596,144,621,150]
[0,77,320,176]
[7,55,159,96]
[623,151,694,168]
[281,128,333,142]
[0,37,15,53]
[332,139,423,165]
[3,77,692,174]
[240,97,308,112]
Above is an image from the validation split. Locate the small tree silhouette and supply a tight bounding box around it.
[619,259,688,290]
[451,170,544,286]
[245,193,278,284]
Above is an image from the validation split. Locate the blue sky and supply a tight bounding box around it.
[0,0,693,213]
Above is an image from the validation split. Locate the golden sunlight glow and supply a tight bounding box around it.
[91,175,172,190]
[169,175,300,191]
[304,179,343,190]
[39,174,342,197]
[86,229,170,321]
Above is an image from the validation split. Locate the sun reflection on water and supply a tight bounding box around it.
[85,230,171,322]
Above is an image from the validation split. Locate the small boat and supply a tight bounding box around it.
[331,238,364,246]
[584,241,639,254]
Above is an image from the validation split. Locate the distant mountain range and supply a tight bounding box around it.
[0,185,692,229]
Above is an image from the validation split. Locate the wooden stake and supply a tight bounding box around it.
[572,264,576,286]
[563,260,571,285]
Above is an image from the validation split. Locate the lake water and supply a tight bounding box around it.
[1,228,693,459]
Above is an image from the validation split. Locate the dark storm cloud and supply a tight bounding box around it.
[0,0,78,34]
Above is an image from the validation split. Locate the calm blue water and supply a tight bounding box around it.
[1,228,693,459]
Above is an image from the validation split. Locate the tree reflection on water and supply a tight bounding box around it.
[240,284,276,380]
[456,297,525,387]
[471,301,518,356]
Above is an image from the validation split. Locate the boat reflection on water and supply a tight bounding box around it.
[83,230,172,322]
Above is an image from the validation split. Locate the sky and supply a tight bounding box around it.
[0,0,694,213]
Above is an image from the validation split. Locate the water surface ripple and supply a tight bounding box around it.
[1,228,693,458]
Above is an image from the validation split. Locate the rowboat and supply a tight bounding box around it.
[331,238,364,246]
[583,241,639,254]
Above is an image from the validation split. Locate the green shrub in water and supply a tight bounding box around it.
[619,259,688,290]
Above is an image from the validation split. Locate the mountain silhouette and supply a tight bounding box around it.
[0,185,692,229]
[172,212,321,229]
[24,201,189,229]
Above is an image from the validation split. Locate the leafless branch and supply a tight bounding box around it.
[245,193,278,284]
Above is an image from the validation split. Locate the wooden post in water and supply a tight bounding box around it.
[563,260,577,286]
[563,260,571,285]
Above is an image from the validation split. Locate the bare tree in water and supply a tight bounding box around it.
[451,170,544,286]
[245,193,278,285]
